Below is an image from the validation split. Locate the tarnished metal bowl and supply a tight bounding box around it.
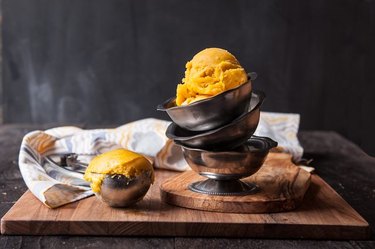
[94,171,153,208]
[157,73,257,131]
[180,136,277,195]
[181,136,277,180]
[166,91,265,150]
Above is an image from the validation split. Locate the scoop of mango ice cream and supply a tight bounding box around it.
[83,149,154,193]
[176,48,249,106]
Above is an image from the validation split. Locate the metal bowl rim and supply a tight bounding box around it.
[180,136,277,154]
[157,72,256,111]
[166,90,265,141]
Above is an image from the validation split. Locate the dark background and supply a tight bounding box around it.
[2,0,375,155]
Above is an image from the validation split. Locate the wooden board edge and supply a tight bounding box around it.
[311,175,370,226]
[1,191,34,235]
[0,218,6,235]
[0,219,370,240]
[1,174,370,239]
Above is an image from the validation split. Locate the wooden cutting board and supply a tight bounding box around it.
[1,154,369,239]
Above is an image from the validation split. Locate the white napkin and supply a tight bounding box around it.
[18,113,303,208]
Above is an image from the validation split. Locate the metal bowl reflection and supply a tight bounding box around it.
[166,91,265,151]
[180,136,277,195]
[181,136,277,180]
[95,171,153,208]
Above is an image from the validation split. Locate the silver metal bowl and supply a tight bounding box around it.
[166,91,265,150]
[95,171,153,207]
[181,136,278,195]
[181,136,277,180]
[157,73,257,131]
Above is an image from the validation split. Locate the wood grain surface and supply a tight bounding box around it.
[1,153,369,239]
[161,153,311,213]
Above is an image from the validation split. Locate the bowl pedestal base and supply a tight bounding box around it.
[189,179,258,196]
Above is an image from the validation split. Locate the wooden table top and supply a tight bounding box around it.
[0,124,374,248]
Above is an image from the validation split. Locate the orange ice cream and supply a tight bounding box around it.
[176,48,249,106]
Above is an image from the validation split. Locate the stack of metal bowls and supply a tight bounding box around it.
[157,73,277,196]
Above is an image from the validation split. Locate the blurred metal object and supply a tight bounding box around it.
[247,72,257,81]
[181,136,277,195]
[60,153,88,173]
[166,91,265,150]
[43,155,90,187]
[157,73,256,131]
[96,171,153,207]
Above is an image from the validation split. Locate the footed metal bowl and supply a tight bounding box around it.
[180,136,278,196]
[182,136,277,180]
[166,91,265,150]
[157,73,257,131]
[96,171,153,207]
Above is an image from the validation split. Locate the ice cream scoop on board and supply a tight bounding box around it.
[83,149,154,207]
